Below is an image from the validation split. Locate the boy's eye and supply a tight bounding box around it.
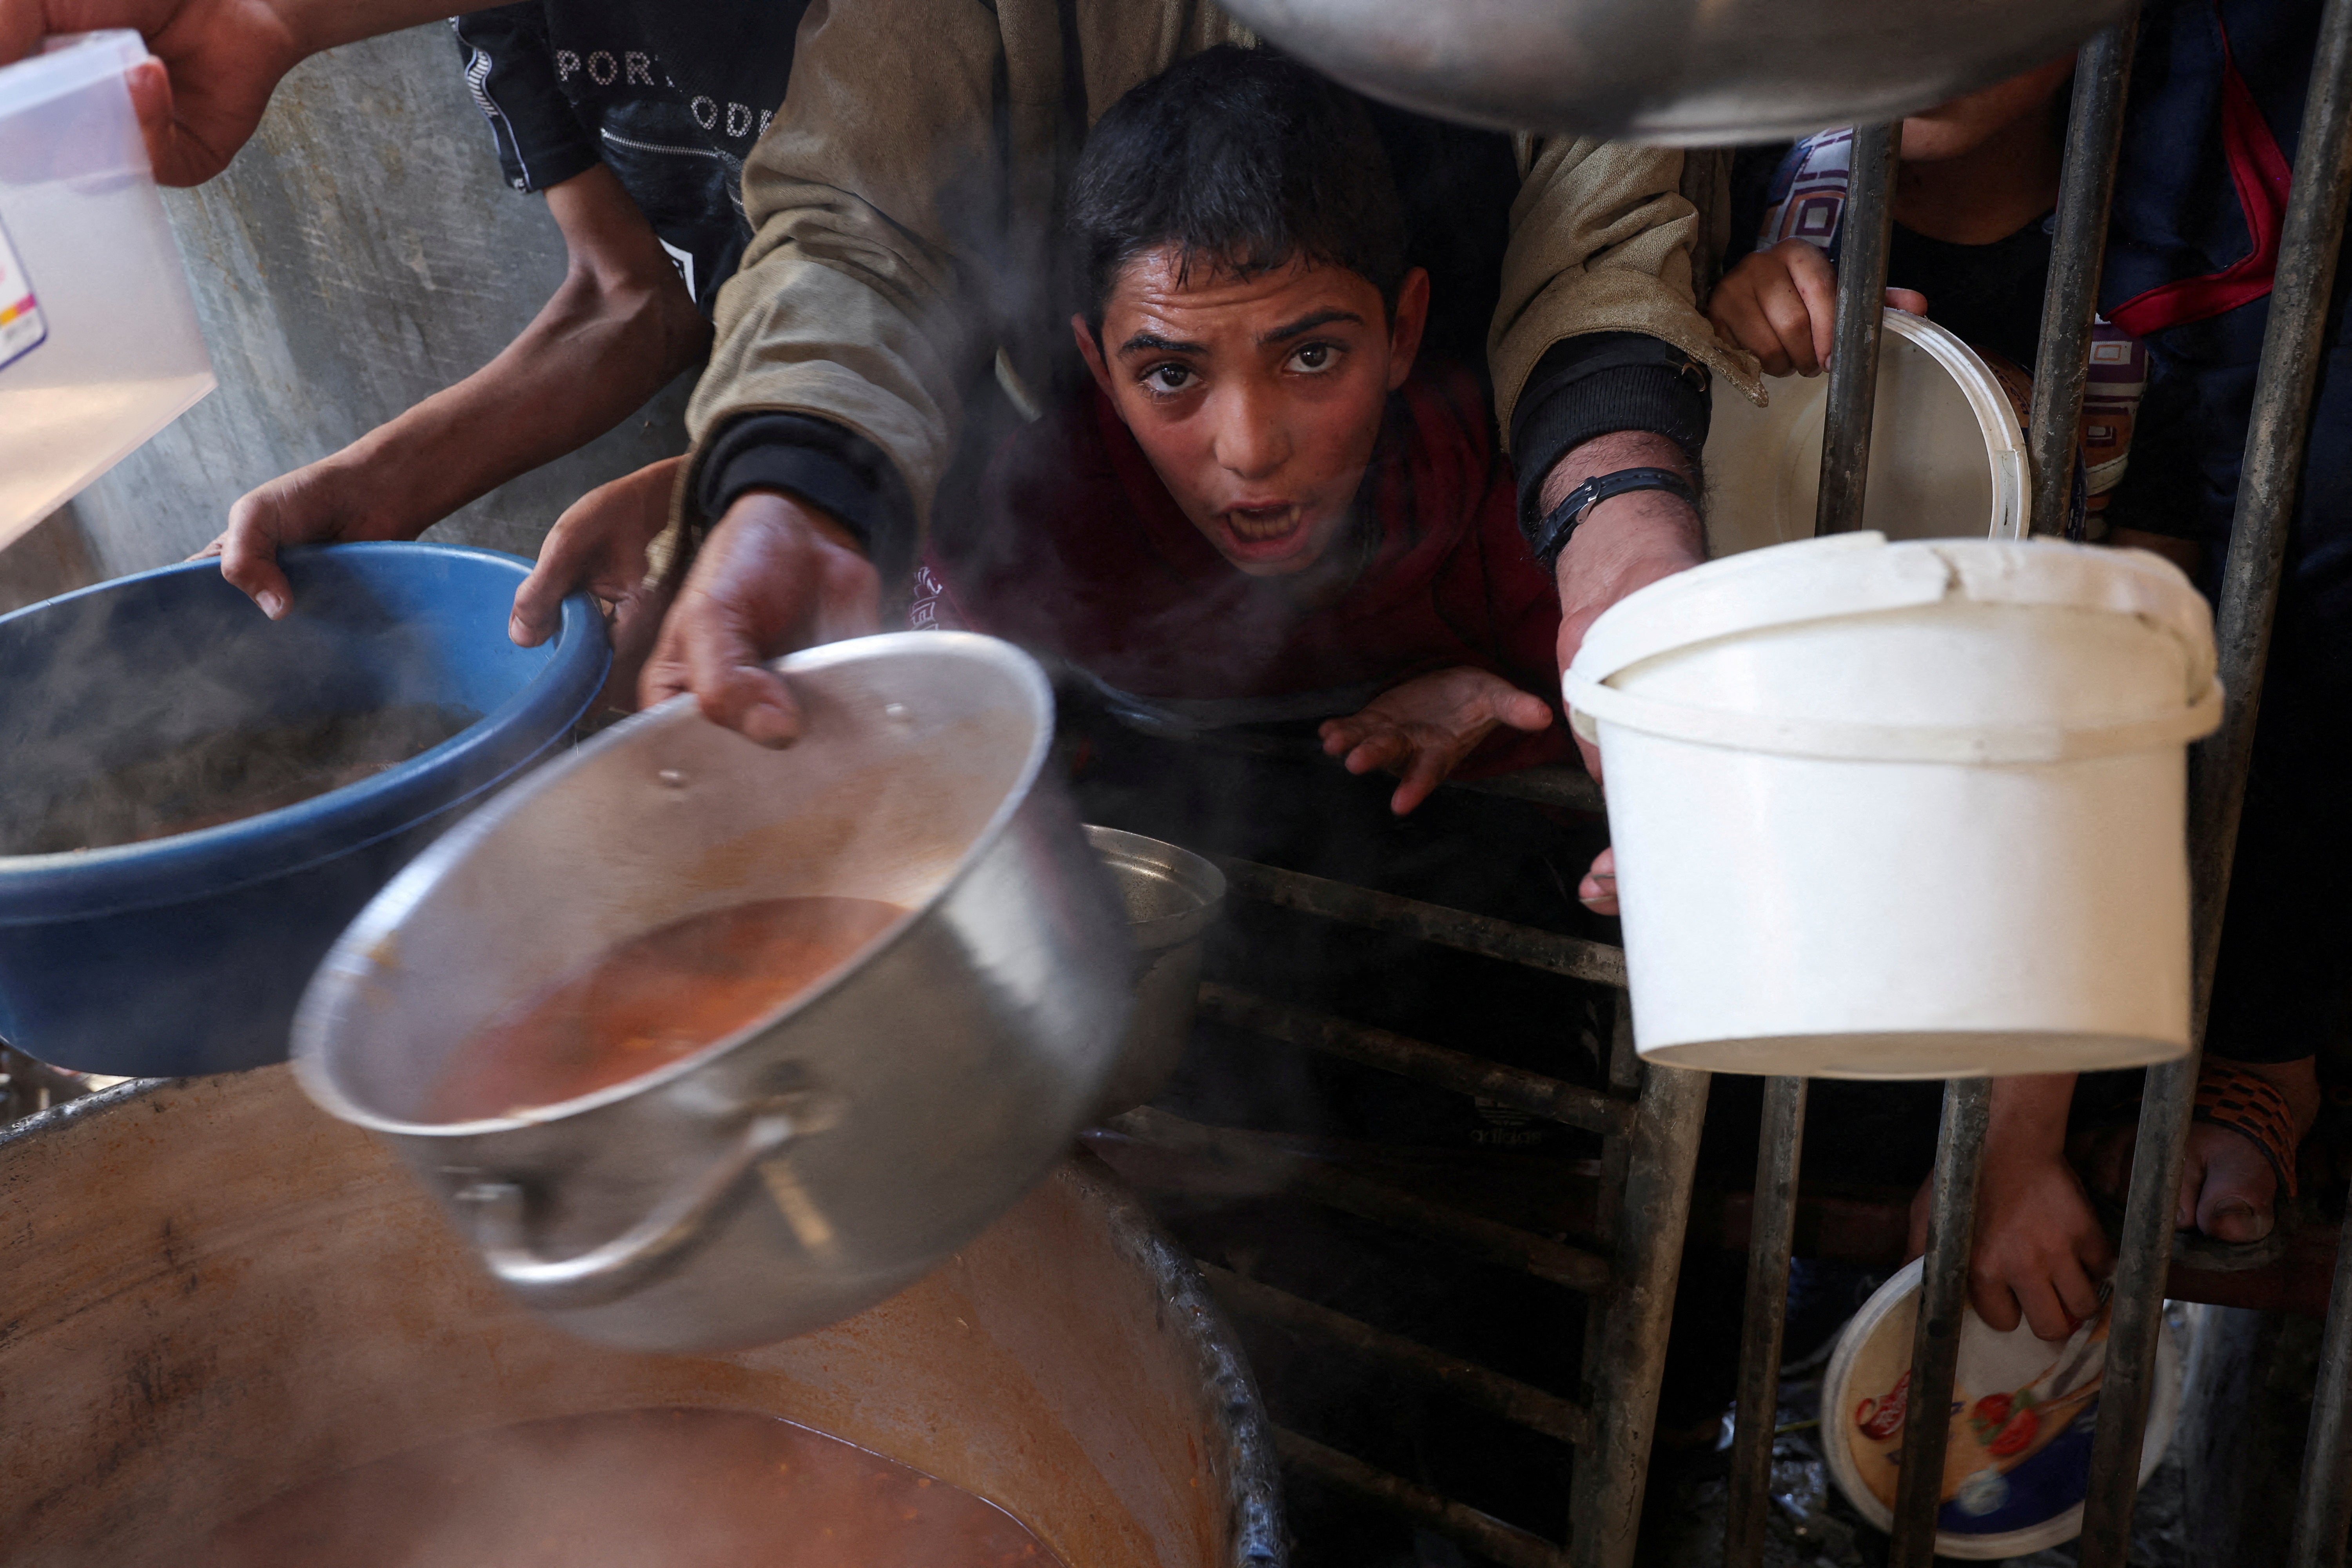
[1143,363,1194,392]
[1289,342,1338,373]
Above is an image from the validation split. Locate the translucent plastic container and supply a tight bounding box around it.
[0,31,214,546]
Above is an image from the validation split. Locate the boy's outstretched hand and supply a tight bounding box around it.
[1908,1073,2115,1342]
[1319,667,1552,817]
[510,456,689,714]
[1708,237,1930,377]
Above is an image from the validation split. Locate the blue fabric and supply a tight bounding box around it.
[2104,0,2352,1060]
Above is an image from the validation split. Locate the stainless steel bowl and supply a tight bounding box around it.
[1221,0,2128,143]
[1086,826,1225,1118]
[292,632,1132,1352]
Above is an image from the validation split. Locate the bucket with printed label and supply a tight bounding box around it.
[0,31,215,545]
[1822,1259,2183,1557]
[1564,531,2220,1078]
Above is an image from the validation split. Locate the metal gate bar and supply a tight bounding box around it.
[2085,0,2352,1558]
[2292,1211,2352,1568]
[1887,1080,1993,1568]
[1195,983,1633,1135]
[1219,859,1627,985]
[2027,17,2141,537]
[1276,1428,1572,1568]
[1201,1262,1596,1445]
[1112,1105,1616,1290]
[1720,116,1905,1566]
[1723,1074,1806,1566]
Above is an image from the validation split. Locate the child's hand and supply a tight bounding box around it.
[1708,238,1930,377]
[1319,668,1553,816]
[1908,1075,2114,1342]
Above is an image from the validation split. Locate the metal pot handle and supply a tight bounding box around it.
[454,1097,828,1311]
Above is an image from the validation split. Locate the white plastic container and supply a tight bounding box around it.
[0,31,214,546]
[1705,308,2027,557]
[1821,1259,2183,1558]
[1564,532,2221,1078]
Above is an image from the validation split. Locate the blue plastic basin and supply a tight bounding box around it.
[0,544,608,1075]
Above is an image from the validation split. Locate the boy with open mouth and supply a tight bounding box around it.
[914,45,1570,816]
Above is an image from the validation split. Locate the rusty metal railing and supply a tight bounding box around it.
[1720,6,2352,1565]
[1095,773,1706,1568]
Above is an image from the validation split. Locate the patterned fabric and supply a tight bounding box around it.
[2194,1058,2303,1198]
[1756,129,1856,254]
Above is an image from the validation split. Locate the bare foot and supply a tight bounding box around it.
[2076,1056,2318,1243]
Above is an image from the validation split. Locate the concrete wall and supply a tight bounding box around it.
[69,22,692,580]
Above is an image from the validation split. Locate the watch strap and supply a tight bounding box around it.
[1529,466,1698,565]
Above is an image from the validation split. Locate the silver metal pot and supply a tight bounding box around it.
[292,632,1132,1352]
[1220,0,2129,143]
[1086,826,1225,1118]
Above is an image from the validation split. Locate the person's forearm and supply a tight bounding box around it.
[1986,1073,2078,1158]
[1545,430,1706,650]
[332,265,709,534]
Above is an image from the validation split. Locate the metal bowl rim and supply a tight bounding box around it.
[290,630,1059,1137]
[1081,824,1226,949]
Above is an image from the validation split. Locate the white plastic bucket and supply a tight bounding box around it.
[1564,532,2221,1078]
[1820,1258,2183,1558]
[0,31,215,544]
[1705,308,2026,556]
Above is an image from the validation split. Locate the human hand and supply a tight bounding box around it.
[195,449,428,619]
[1577,846,1617,916]
[638,490,880,745]
[1319,666,1553,816]
[1707,238,1929,377]
[1910,1075,2113,1341]
[510,455,686,713]
[0,0,307,186]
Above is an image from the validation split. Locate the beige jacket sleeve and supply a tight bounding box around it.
[1490,136,1764,451]
[684,0,1020,537]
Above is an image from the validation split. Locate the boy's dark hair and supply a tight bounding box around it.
[1068,45,1408,332]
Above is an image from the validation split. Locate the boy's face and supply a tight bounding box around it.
[1074,250,1428,578]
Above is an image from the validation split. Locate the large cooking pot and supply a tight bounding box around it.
[0,1070,1283,1568]
[294,631,1134,1351]
[1221,0,2128,143]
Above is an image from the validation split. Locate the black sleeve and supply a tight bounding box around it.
[450,6,599,195]
[1509,332,1713,542]
[696,414,919,585]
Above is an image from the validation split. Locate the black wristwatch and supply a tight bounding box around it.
[1529,466,1699,566]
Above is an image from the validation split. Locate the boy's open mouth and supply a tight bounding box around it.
[1219,503,1305,553]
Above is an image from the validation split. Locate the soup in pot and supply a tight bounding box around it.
[424,895,905,1122]
[189,1407,1062,1568]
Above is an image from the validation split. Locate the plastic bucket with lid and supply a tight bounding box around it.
[1563,532,2220,1078]
[1704,308,2027,556]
